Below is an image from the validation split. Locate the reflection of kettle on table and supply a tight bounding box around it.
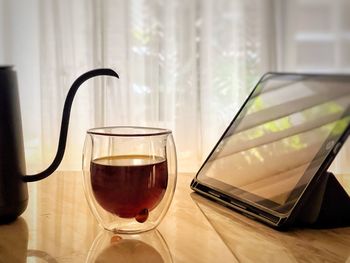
[0,217,58,263]
[0,66,119,223]
[0,217,28,262]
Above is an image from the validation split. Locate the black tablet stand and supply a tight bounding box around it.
[295,171,350,228]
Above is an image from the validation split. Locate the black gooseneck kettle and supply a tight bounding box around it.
[0,66,119,223]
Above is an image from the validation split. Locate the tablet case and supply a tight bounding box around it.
[293,171,350,228]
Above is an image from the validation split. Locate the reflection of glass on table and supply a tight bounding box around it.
[86,229,173,263]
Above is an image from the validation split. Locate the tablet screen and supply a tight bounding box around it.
[196,73,350,214]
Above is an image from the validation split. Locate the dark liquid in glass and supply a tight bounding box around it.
[90,155,168,219]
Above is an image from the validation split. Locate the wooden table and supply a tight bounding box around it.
[0,172,350,262]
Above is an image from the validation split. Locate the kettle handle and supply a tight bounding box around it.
[22,68,119,182]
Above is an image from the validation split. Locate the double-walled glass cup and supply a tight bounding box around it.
[82,126,177,233]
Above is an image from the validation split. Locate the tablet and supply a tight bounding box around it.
[191,72,350,227]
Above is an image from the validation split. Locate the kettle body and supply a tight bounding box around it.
[0,66,119,223]
[0,66,28,223]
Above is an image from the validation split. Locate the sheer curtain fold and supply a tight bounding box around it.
[39,0,97,169]
[2,0,278,172]
[199,0,277,158]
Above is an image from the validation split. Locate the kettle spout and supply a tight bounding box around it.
[22,68,119,182]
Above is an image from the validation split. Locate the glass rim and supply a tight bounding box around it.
[87,126,172,137]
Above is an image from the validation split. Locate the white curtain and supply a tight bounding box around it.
[0,0,277,173]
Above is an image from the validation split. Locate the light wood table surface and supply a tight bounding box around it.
[0,172,349,262]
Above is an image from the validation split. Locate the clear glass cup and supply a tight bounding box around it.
[82,126,177,234]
